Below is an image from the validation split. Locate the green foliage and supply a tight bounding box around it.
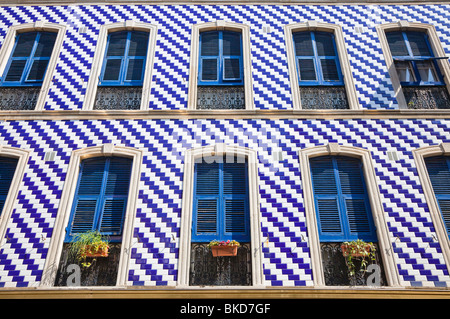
[341,239,376,276]
[69,231,109,268]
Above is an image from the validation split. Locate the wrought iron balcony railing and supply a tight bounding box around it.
[94,86,142,110]
[403,86,450,109]
[197,86,245,110]
[299,86,349,110]
[0,87,40,110]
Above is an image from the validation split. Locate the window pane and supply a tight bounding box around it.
[298,59,316,81]
[106,31,127,57]
[12,32,37,57]
[315,32,335,56]
[4,60,26,81]
[394,61,416,82]
[321,59,339,81]
[202,58,218,81]
[407,32,432,57]
[201,32,219,56]
[293,32,314,56]
[126,58,144,81]
[416,60,438,82]
[386,32,409,56]
[103,59,122,81]
[27,59,49,81]
[34,32,57,58]
[223,31,241,56]
[128,31,149,57]
[223,58,240,79]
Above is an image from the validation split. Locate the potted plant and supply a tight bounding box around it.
[340,239,376,276]
[70,230,110,268]
[207,240,240,257]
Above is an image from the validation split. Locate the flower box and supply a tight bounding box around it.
[81,244,109,258]
[211,245,238,257]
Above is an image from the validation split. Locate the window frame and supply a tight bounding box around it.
[376,21,450,109]
[177,144,263,287]
[40,144,143,287]
[412,143,450,277]
[299,143,400,287]
[0,22,66,110]
[284,21,359,110]
[82,21,157,111]
[187,21,254,110]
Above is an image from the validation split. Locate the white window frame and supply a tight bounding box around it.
[0,145,29,249]
[177,144,263,287]
[284,21,359,110]
[412,143,450,272]
[82,21,157,111]
[187,21,254,110]
[298,143,400,287]
[40,144,143,287]
[376,21,450,109]
[0,21,66,111]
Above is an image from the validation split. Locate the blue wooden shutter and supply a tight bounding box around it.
[0,157,18,215]
[66,157,132,242]
[2,31,56,86]
[192,159,250,242]
[310,156,376,242]
[425,156,450,238]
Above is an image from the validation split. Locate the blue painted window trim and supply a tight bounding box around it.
[99,30,149,87]
[198,30,244,86]
[0,31,56,87]
[292,31,344,86]
[387,31,445,87]
[425,156,450,239]
[310,156,377,242]
[192,160,250,243]
[64,157,132,243]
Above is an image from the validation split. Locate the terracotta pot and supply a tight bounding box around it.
[82,244,109,258]
[211,245,238,257]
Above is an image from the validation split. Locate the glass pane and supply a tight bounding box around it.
[315,32,335,56]
[407,32,432,57]
[416,60,438,82]
[386,32,409,56]
[103,59,122,81]
[126,58,144,81]
[201,58,218,81]
[293,32,314,56]
[223,58,240,79]
[128,31,149,57]
[298,59,316,81]
[4,60,26,81]
[106,31,127,57]
[27,59,49,81]
[223,32,241,56]
[394,61,416,82]
[34,32,57,58]
[321,59,339,81]
[12,32,37,57]
[201,32,219,56]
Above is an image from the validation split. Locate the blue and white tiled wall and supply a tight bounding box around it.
[0,4,449,288]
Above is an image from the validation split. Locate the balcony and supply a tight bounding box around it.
[299,86,349,110]
[197,86,245,110]
[94,86,142,110]
[403,86,450,109]
[0,87,40,110]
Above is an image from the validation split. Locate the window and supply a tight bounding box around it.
[310,155,376,242]
[0,22,66,111]
[82,21,157,111]
[65,156,132,243]
[99,31,149,87]
[187,21,254,110]
[284,22,358,110]
[293,31,343,87]
[424,156,450,238]
[198,31,243,86]
[386,31,444,86]
[192,158,250,243]
[1,31,57,87]
[0,157,18,215]
[377,22,450,109]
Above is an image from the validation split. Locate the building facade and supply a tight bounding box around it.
[0,0,449,297]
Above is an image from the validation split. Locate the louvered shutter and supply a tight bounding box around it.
[425,156,450,237]
[311,156,376,242]
[192,160,250,242]
[0,157,18,215]
[67,157,132,242]
[200,32,219,82]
